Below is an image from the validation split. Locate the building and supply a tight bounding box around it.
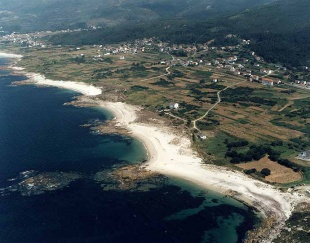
[262,78,274,86]
[297,151,310,161]
[169,103,179,109]
[198,133,207,140]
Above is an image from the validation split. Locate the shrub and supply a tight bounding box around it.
[261,168,271,177]
[244,168,257,174]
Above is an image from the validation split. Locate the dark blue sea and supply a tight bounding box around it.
[0,57,258,243]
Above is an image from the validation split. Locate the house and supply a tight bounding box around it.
[262,78,274,86]
[120,56,125,60]
[297,151,310,161]
[251,75,260,82]
[169,103,179,109]
[198,133,207,140]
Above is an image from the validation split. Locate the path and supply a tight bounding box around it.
[140,53,174,82]
[192,80,247,131]
[278,101,293,112]
[165,113,188,123]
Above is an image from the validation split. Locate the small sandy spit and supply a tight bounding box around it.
[1,52,101,96]
[6,53,309,241]
[0,52,23,59]
[25,73,102,96]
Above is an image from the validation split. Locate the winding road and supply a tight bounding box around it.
[138,55,247,130]
[140,53,174,82]
[192,80,247,131]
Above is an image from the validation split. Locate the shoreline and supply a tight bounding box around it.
[0,52,23,59]
[24,72,102,96]
[2,52,309,242]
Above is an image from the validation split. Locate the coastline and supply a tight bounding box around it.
[0,52,23,59]
[2,52,309,242]
[24,72,102,96]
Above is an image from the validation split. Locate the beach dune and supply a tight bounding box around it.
[0,52,23,59]
[26,73,102,96]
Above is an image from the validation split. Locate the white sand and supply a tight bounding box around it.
[102,102,307,221]
[25,73,102,96]
[0,52,23,59]
[1,52,101,96]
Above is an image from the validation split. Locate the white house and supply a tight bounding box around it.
[169,103,179,109]
[198,133,207,140]
[262,78,274,86]
[297,151,310,161]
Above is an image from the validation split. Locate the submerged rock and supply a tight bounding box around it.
[94,164,168,192]
[1,171,81,196]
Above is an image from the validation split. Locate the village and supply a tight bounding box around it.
[1,31,309,102]
[1,30,309,89]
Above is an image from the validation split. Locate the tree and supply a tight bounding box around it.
[261,168,271,177]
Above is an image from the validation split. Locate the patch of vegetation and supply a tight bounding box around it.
[170,49,187,57]
[224,94,277,107]
[195,70,213,79]
[225,140,249,149]
[203,82,226,90]
[130,85,149,91]
[102,57,113,64]
[271,118,304,133]
[244,168,257,175]
[261,168,271,177]
[225,144,278,163]
[130,63,146,71]
[167,70,185,80]
[196,118,220,130]
[151,78,174,87]
[236,118,249,124]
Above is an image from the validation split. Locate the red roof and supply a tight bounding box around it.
[262,78,274,83]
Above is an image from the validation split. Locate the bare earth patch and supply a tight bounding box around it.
[237,156,302,183]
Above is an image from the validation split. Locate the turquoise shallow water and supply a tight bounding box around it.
[0,58,258,243]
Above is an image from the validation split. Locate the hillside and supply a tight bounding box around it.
[228,0,310,33]
[227,0,310,67]
[49,0,310,67]
[0,0,275,32]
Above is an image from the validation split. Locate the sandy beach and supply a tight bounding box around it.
[99,101,309,242]
[25,73,102,96]
[0,52,23,59]
[4,54,308,241]
[102,102,303,218]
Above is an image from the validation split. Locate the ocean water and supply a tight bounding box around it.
[0,58,258,243]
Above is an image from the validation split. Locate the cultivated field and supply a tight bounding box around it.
[237,156,302,183]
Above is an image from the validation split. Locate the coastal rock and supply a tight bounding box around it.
[1,171,81,196]
[94,164,167,192]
